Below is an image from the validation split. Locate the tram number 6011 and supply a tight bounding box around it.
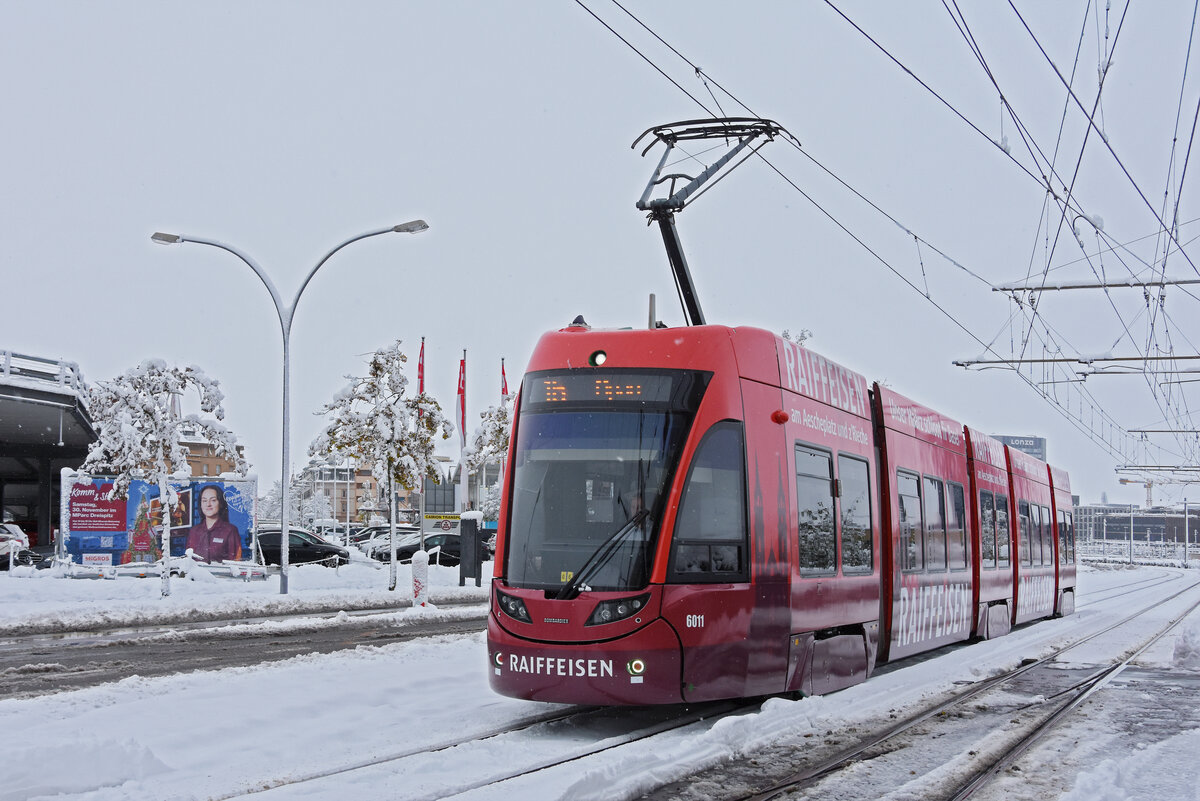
[686,614,705,628]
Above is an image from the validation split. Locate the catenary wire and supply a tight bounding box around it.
[1009,0,1200,280]
[582,0,1154,463]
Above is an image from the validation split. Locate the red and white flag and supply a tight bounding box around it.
[418,337,425,395]
[417,337,426,418]
[501,358,508,403]
[457,352,467,450]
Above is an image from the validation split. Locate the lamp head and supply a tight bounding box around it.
[151,232,182,245]
[393,220,429,234]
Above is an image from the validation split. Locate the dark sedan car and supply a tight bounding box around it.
[255,529,349,567]
[390,533,462,566]
[361,530,422,562]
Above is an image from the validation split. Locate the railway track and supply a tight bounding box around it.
[215,700,757,800]
[638,571,1200,801]
[1074,564,1187,608]
[5,569,1190,799]
[174,570,1198,801]
[946,591,1200,800]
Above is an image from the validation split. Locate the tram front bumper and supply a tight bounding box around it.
[487,615,683,705]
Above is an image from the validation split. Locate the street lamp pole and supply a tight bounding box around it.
[151,220,429,593]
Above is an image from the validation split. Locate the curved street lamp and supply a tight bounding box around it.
[151,220,429,593]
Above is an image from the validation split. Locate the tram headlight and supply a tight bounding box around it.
[496,590,532,623]
[585,593,651,626]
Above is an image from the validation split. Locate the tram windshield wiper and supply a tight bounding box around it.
[555,509,650,601]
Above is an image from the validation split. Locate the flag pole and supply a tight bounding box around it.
[499,357,509,485]
[458,349,468,512]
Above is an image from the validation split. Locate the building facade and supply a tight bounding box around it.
[297,461,382,525]
[179,427,245,478]
[1075,502,1199,548]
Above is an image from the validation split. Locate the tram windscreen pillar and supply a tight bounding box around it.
[459,516,482,587]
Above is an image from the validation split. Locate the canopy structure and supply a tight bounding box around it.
[0,351,96,547]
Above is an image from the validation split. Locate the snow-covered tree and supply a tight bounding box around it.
[465,398,512,522]
[300,492,333,529]
[464,397,513,472]
[81,360,247,595]
[258,478,330,528]
[310,340,452,590]
[479,482,503,522]
[257,480,286,521]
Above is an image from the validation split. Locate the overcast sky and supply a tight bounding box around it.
[4,1,1197,507]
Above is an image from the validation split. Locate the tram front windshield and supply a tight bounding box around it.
[505,369,709,592]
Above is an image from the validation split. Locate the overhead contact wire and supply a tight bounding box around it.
[583,0,1135,460]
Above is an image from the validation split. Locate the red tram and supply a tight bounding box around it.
[487,322,1076,705]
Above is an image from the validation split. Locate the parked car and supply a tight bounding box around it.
[358,528,422,562]
[352,524,419,545]
[254,529,349,567]
[314,524,354,542]
[396,533,463,567]
[348,527,376,546]
[0,523,41,569]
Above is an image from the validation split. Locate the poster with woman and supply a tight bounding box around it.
[62,473,257,565]
[185,480,255,563]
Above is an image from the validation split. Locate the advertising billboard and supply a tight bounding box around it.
[63,475,257,565]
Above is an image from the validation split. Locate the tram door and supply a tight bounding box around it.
[664,378,790,701]
[739,378,792,695]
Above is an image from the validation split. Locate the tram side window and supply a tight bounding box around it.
[947,482,968,570]
[669,422,748,582]
[1057,510,1068,566]
[996,495,1011,567]
[1041,505,1053,565]
[979,490,997,568]
[1066,512,1075,563]
[1018,500,1032,566]
[838,454,873,574]
[924,476,947,572]
[796,445,836,575]
[1030,504,1042,565]
[897,471,923,572]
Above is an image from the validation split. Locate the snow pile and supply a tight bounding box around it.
[1172,617,1200,671]
[0,560,491,635]
[1060,729,1200,801]
[7,737,170,799]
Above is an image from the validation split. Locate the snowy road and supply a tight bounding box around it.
[0,605,487,700]
[3,564,1199,801]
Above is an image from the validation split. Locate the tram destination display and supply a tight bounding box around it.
[524,370,679,407]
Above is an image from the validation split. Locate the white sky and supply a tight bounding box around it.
[4,1,1198,506]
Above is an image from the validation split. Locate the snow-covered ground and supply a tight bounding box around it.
[0,558,491,635]
[1,563,1198,801]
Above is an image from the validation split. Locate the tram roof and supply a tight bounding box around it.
[875,384,966,455]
